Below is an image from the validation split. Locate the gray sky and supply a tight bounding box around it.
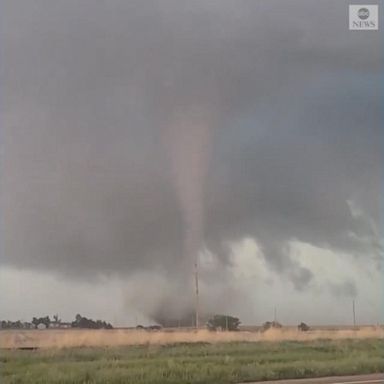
[1,0,382,325]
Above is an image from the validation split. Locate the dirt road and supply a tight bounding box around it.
[240,373,384,384]
[240,374,384,384]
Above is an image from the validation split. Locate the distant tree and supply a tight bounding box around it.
[32,317,39,328]
[31,316,51,329]
[53,314,60,323]
[0,319,34,329]
[42,316,51,328]
[207,315,240,331]
[71,314,112,329]
[298,322,310,331]
[261,321,282,331]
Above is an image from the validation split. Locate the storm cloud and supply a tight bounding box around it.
[1,0,382,319]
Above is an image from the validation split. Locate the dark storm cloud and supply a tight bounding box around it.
[1,0,382,299]
[329,280,358,299]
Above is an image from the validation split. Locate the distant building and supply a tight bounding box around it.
[49,322,71,329]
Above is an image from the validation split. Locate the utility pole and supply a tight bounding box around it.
[194,261,199,329]
[352,300,356,327]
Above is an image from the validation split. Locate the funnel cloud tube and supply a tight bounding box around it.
[166,108,212,316]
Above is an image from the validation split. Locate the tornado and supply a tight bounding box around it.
[165,106,213,324]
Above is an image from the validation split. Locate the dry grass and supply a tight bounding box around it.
[1,326,383,350]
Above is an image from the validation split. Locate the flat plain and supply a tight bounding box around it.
[1,328,383,384]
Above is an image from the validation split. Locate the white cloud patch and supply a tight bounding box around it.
[0,267,136,326]
[225,238,383,325]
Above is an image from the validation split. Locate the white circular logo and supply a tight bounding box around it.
[358,8,370,20]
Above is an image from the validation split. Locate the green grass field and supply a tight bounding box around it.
[1,339,383,384]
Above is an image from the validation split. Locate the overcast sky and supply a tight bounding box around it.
[1,0,382,326]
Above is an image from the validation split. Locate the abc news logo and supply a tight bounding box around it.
[349,5,379,30]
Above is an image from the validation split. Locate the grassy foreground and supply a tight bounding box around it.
[1,339,383,384]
